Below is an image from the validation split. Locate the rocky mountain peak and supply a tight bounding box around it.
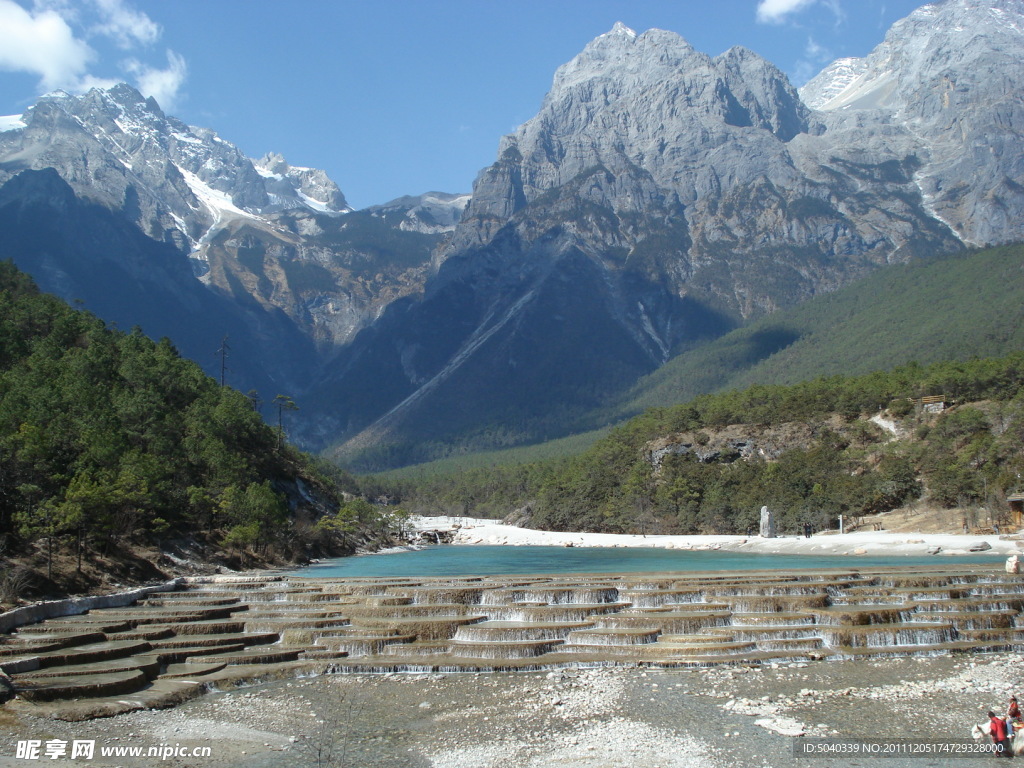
[799,0,1024,247]
[798,58,868,110]
[0,83,350,255]
[802,0,1024,113]
[254,152,350,214]
[545,25,702,101]
[458,23,812,241]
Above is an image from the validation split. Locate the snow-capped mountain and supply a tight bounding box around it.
[2,1,1023,465]
[798,58,869,110]
[0,84,452,421]
[366,192,471,235]
[0,84,350,267]
[800,0,1024,246]
[315,1,1024,466]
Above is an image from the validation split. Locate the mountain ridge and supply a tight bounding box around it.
[2,1,1023,466]
[325,2,1022,466]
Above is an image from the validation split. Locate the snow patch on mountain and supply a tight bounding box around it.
[176,165,256,221]
[0,115,27,132]
[368,191,470,234]
[798,57,869,110]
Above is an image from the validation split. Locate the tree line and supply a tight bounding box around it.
[0,261,399,586]
[374,353,1024,534]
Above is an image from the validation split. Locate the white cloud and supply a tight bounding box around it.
[124,49,187,112]
[0,0,94,90]
[791,35,835,86]
[757,0,846,26]
[90,0,159,49]
[756,0,817,24]
[0,0,186,110]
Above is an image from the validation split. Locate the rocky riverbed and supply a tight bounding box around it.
[1,652,1019,767]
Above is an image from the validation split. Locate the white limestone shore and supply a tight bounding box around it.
[408,515,1021,558]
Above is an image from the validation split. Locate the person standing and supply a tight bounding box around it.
[990,711,1013,757]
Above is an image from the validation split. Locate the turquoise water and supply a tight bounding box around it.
[295,545,998,579]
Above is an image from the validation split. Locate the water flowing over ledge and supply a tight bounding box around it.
[4,563,1023,721]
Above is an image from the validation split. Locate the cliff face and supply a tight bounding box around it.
[0,85,446,405]
[801,0,1024,247]
[324,3,1024,464]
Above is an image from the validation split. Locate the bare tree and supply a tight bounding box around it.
[294,683,365,768]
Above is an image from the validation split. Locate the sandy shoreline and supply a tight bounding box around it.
[408,515,1021,558]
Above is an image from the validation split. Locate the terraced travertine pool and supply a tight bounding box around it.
[1,563,1023,721]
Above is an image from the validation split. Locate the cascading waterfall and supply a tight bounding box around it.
[239,567,1024,668]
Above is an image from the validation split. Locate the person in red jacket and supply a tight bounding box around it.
[989,711,1013,757]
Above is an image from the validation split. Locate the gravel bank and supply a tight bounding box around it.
[1,653,1019,767]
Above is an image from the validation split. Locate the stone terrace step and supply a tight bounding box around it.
[105,627,175,642]
[710,625,821,641]
[446,639,564,659]
[908,609,1016,629]
[13,669,148,702]
[30,640,152,669]
[239,605,348,617]
[714,594,829,612]
[756,637,825,651]
[10,655,160,680]
[830,639,1012,659]
[149,631,279,650]
[84,606,242,623]
[659,633,737,645]
[486,602,631,622]
[343,604,481,618]
[618,589,705,607]
[27,617,133,632]
[653,640,758,656]
[958,627,1024,644]
[364,596,413,607]
[242,617,351,633]
[346,615,486,641]
[565,627,660,646]
[160,661,228,678]
[727,612,817,626]
[7,677,205,721]
[816,623,957,648]
[597,610,731,634]
[142,596,241,607]
[913,597,1024,612]
[186,647,302,666]
[802,605,915,626]
[1,632,107,655]
[11,655,160,679]
[452,620,592,642]
[313,633,416,657]
[147,619,247,636]
[138,643,247,665]
[380,641,451,657]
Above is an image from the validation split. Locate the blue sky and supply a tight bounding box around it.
[0,0,926,209]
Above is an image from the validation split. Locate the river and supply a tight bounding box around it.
[295,544,997,578]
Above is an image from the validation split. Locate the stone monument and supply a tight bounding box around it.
[759,505,776,538]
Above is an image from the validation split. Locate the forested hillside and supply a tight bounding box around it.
[611,244,1024,421]
[0,262,385,595]
[379,354,1024,535]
